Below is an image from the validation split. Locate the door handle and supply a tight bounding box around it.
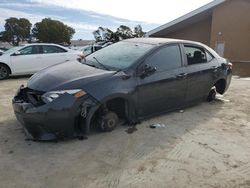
[176,73,188,79]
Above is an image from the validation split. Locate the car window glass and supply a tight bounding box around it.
[42,45,67,54]
[144,45,182,72]
[206,51,214,62]
[32,46,41,54]
[94,46,102,51]
[19,46,33,55]
[86,41,154,70]
[83,46,91,52]
[184,46,208,65]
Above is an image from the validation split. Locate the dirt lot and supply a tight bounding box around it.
[0,77,250,188]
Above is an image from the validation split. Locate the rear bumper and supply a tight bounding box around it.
[224,70,233,93]
[12,88,98,141]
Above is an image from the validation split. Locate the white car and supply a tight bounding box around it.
[0,49,4,56]
[80,44,102,56]
[0,43,82,80]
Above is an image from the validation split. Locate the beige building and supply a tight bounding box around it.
[147,0,250,64]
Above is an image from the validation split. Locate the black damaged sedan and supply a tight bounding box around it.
[13,38,232,141]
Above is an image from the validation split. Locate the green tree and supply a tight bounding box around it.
[133,25,145,38]
[93,24,145,43]
[0,17,32,46]
[93,27,118,42]
[115,25,133,40]
[32,18,75,44]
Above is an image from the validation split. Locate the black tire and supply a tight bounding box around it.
[0,64,10,80]
[207,88,216,102]
[99,111,119,132]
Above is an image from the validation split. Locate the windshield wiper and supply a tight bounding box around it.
[92,57,110,71]
[84,61,97,68]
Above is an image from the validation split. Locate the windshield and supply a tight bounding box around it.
[86,41,155,70]
[3,46,24,55]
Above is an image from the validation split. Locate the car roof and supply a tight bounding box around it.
[124,37,219,58]
[23,43,64,47]
[124,37,205,46]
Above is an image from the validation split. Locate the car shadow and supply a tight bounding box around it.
[9,75,32,80]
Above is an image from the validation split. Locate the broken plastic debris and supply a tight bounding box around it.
[150,124,166,129]
[215,95,230,102]
[126,127,137,134]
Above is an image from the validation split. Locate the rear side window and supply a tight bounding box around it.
[42,45,67,54]
[144,45,182,71]
[206,51,213,62]
[184,45,213,65]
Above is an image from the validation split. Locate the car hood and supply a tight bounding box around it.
[28,61,116,92]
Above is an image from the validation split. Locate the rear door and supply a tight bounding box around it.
[136,44,188,117]
[10,45,43,74]
[182,44,219,103]
[40,45,69,69]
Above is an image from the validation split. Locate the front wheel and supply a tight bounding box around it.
[99,111,119,132]
[0,64,10,80]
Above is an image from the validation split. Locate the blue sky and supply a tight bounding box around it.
[0,0,213,40]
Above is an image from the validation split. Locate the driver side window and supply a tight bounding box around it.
[19,46,33,55]
[144,44,182,72]
[19,46,40,55]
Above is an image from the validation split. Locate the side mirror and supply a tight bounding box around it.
[140,64,156,78]
[12,51,21,56]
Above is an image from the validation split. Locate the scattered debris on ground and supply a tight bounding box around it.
[149,124,166,129]
[126,126,138,134]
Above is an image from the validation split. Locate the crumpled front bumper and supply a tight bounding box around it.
[12,87,98,141]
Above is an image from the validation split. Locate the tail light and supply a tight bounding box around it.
[78,52,85,59]
[225,59,233,70]
[227,62,233,70]
[77,52,86,63]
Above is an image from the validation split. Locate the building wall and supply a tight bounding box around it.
[210,0,250,61]
[166,17,212,46]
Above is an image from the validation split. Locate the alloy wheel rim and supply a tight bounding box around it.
[0,66,8,79]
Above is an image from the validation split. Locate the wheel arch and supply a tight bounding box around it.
[0,62,12,74]
[214,78,226,94]
[85,95,136,133]
[96,95,134,120]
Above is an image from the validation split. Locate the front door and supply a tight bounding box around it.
[136,44,188,117]
[10,45,43,74]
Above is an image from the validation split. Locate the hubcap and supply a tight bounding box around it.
[107,119,115,128]
[0,66,8,79]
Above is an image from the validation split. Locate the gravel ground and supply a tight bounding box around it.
[0,77,250,188]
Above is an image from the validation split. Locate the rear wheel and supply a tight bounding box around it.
[207,88,216,102]
[99,111,119,132]
[0,64,10,80]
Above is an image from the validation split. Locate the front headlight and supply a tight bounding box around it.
[41,89,86,103]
